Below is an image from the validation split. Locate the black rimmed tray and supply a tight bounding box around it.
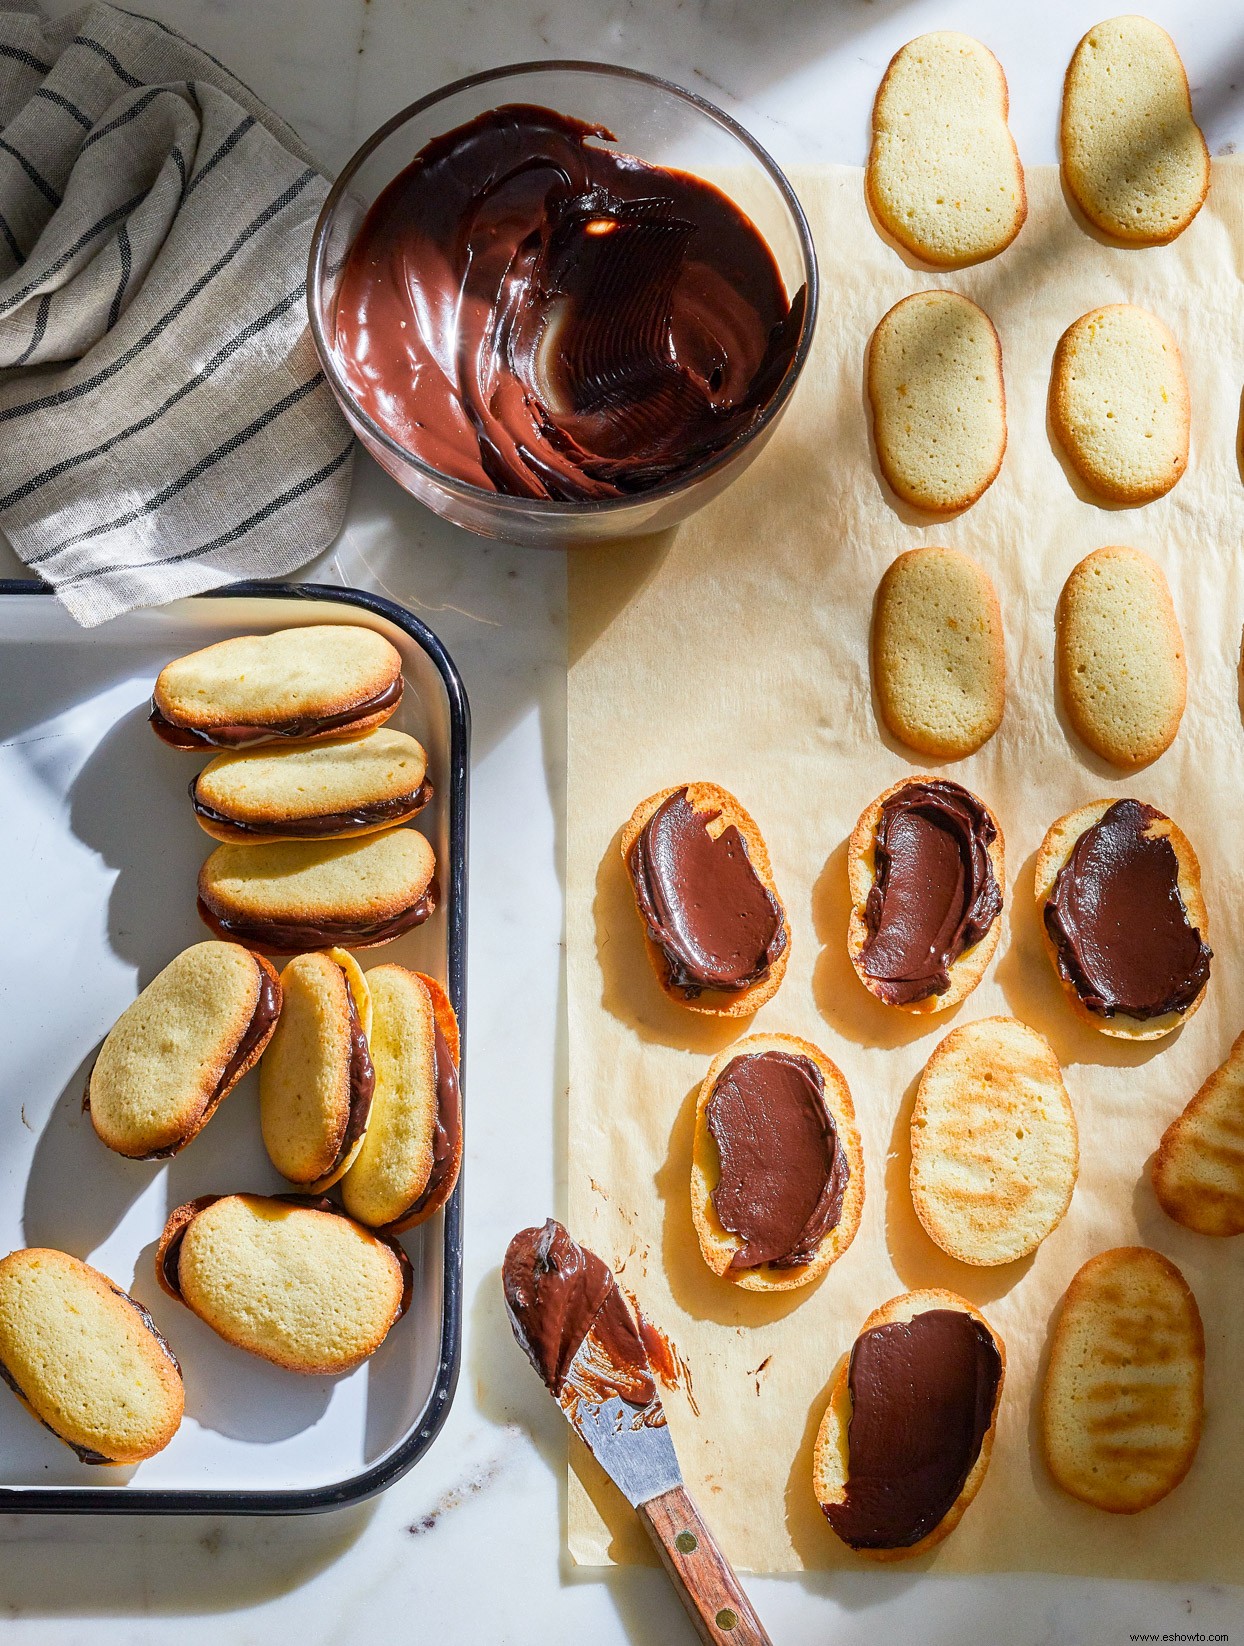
[0,579,467,1514]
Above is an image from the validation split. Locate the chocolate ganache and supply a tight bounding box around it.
[859,780,1001,1005]
[628,788,786,998]
[191,780,433,840]
[197,883,437,953]
[399,1017,462,1222]
[502,1219,654,1407]
[824,1308,1002,1550]
[1044,799,1211,1019]
[332,105,805,501]
[707,1051,848,1269]
[150,678,403,750]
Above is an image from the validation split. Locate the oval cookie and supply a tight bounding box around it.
[866,32,1026,268]
[1056,545,1185,768]
[911,1017,1078,1266]
[1062,17,1208,246]
[1043,1247,1204,1513]
[873,547,1005,758]
[867,292,1006,513]
[0,1249,183,1464]
[1050,305,1189,504]
[1154,1031,1244,1235]
[690,1033,864,1292]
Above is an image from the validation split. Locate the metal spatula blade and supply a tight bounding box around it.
[557,1350,681,1508]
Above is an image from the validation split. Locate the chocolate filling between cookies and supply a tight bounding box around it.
[197,882,438,953]
[150,677,403,750]
[398,1017,462,1222]
[190,779,433,839]
[1043,798,1211,1019]
[706,1051,848,1269]
[859,780,1002,1005]
[627,787,786,998]
[823,1308,1002,1550]
[324,969,377,1177]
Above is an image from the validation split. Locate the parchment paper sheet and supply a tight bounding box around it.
[567,162,1244,1576]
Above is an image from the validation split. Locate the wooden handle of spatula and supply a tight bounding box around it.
[638,1484,773,1646]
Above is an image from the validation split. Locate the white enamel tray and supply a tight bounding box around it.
[0,581,468,1513]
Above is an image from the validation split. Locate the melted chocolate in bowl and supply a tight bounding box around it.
[332,104,805,502]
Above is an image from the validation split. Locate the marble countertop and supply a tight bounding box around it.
[4,0,1244,1640]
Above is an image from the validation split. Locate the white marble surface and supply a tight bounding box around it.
[3,0,1244,1640]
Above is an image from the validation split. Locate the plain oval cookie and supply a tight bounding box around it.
[1050,305,1189,504]
[157,1194,411,1375]
[873,547,1005,758]
[1056,545,1186,768]
[867,292,1006,513]
[690,1033,864,1293]
[866,32,1026,268]
[911,1017,1078,1266]
[0,1249,183,1464]
[1062,17,1209,246]
[1153,1031,1244,1235]
[1043,1246,1204,1513]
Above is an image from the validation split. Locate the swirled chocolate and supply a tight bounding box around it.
[859,780,1001,1005]
[190,779,433,839]
[1043,799,1211,1019]
[824,1308,1002,1550]
[707,1051,848,1268]
[502,1219,654,1407]
[628,788,786,998]
[197,883,437,953]
[333,105,805,501]
[150,678,403,750]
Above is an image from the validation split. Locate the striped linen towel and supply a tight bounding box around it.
[0,3,353,625]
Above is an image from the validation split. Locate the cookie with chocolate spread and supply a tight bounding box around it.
[813,1288,1005,1559]
[1153,1031,1244,1236]
[151,625,403,750]
[911,1018,1078,1266]
[867,294,1007,514]
[1062,17,1208,247]
[0,1248,183,1465]
[866,33,1026,268]
[340,966,462,1232]
[198,827,437,953]
[621,783,789,1016]
[1036,798,1210,1040]
[1043,1247,1203,1513]
[847,776,1004,1013]
[690,1033,863,1293]
[1050,305,1189,504]
[191,728,432,843]
[86,941,281,1159]
[1056,546,1186,769]
[873,547,1006,758]
[259,949,375,1191]
[156,1194,411,1375]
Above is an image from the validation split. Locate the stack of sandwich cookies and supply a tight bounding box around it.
[340,966,463,1232]
[690,1033,863,1292]
[150,625,404,749]
[260,950,376,1191]
[86,941,281,1159]
[156,1194,411,1375]
[0,1249,183,1464]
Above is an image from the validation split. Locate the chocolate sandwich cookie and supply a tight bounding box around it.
[151,625,403,750]
[190,728,432,843]
[260,949,376,1191]
[86,941,281,1160]
[156,1194,412,1375]
[847,776,1004,1012]
[813,1289,1005,1559]
[197,828,437,953]
[620,783,789,1016]
[0,1249,183,1465]
[691,1033,863,1292]
[340,967,462,1233]
[1036,798,1210,1039]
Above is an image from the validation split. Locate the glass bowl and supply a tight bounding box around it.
[307,61,819,548]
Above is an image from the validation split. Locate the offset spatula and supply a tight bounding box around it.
[504,1220,772,1646]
